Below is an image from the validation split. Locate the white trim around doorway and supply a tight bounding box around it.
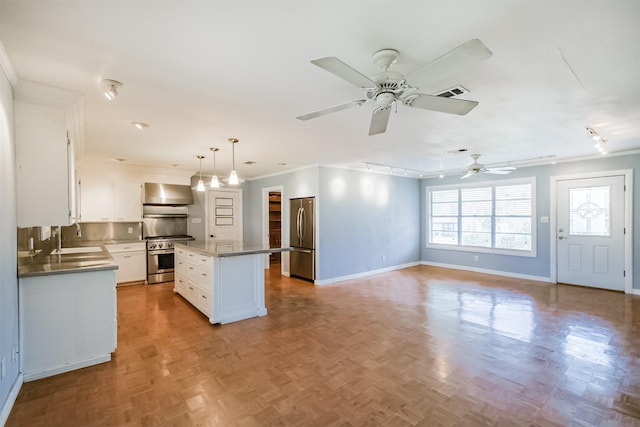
[262,185,284,276]
[550,169,634,294]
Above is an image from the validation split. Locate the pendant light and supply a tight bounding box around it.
[209,147,220,188]
[196,155,205,192]
[228,138,239,185]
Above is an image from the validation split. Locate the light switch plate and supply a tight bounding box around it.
[540,216,549,223]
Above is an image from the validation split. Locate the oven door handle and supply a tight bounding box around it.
[148,249,174,255]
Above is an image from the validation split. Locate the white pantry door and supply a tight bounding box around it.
[207,189,243,243]
[556,175,625,290]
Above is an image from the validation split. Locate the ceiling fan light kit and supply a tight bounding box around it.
[461,154,516,179]
[297,39,493,135]
[586,126,608,155]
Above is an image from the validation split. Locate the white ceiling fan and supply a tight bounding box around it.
[461,154,517,179]
[296,39,492,135]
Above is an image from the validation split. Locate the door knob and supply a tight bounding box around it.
[558,236,565,240]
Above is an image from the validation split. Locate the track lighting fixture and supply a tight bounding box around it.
[103,79,123,101]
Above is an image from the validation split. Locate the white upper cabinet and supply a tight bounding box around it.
[15,81,84,227]
[79,177,141,222]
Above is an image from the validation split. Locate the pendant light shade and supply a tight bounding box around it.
[228,138,239,185]
[196,155,205,192]
[209,147,220,188]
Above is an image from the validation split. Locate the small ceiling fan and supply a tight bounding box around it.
[461,154,516,179]
[296,39,492,135]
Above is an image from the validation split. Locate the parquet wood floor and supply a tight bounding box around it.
[6,265,640,426]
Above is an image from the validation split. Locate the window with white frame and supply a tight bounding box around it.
[427,178,535,256]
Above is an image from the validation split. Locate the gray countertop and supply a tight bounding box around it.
[176,240,292,257]
[18,245,118,278]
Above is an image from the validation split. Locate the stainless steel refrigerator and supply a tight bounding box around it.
[290,197,315,281]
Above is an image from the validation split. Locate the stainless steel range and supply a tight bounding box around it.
[146,235,194,284]
[142,192,195,284]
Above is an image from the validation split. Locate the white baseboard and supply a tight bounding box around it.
[23,355,111,382]
[0,373,23,426]
[421,261,551,283]
[315,262,421,286]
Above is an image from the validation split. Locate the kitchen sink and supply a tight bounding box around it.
[51,246,103,255]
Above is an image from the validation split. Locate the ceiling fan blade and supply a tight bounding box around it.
[406,39,493,86]
[368,107,392,135]
[296,100,367,121]
[311,57,378,89]
[486,169,514,175]
[407,94,478,115]
[460,171,474,179]
[487,167,517,172]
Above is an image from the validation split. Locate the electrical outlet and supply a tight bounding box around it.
[192,218,202,224]
[381,255,385,261]
[474,255,479,262]
[11,345,18,362]
[1,357,5,379]
[127,227,133,234]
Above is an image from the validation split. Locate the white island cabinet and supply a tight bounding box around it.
[174,242,290,324]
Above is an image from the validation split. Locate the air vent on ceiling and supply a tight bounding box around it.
[436,86,469,98]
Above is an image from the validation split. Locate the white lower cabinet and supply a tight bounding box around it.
[19,269,117,381]
[105,242,146,284]
[175,247,214,319]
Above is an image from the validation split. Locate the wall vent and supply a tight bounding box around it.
[436,86,469,98]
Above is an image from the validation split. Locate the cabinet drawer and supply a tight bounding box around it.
[197,253,213,267]
[196,288,212,317]
[186,262,199,282]
[106,242,146,253]
[196,265,212,289]
[175,276,187,296]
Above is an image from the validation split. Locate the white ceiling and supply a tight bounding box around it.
[1,1,639,179]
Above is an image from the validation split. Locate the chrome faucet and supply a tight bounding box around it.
[75,222,82,238]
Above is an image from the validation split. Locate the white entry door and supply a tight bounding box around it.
[207,189,243,242]
[556,175,625,290]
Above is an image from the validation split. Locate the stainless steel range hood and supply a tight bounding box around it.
[143,182,194,206]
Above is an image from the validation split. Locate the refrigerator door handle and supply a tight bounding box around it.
[297,207,303,244]
[300,208,305,241]
[296,249,312,254]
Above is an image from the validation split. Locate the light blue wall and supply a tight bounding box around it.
[421,154,639,289]
[317,166,420,280]
[0,65,19,416]
[246,166,420,282]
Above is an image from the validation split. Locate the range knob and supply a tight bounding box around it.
[167,242,174,248]
[149,243,156,249]
[158,243,163,248]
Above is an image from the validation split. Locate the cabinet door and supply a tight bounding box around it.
[113,251,146,283]
[80,177,113,222]
[113,180,142,221]
[15,101,73,227]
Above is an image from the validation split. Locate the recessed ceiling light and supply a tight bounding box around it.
[244,161,256,165]
[170,164,179,168]
[131,122,149,130]
[115,158,126,162]
[277,162,287,166]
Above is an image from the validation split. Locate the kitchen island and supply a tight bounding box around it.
[174,241,290,324]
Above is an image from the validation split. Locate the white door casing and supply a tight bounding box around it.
[262,185,284,273]
[554,173,628,291]
[206,188,243,243]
